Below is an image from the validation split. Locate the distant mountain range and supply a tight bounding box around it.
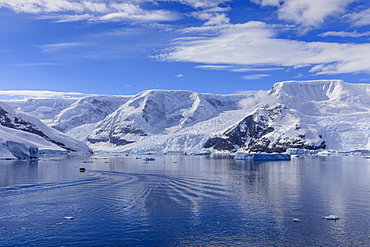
[3,80,370,157]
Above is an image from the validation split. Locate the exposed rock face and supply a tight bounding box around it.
[204,103,326,153]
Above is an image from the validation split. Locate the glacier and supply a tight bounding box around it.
[2,79,370,155]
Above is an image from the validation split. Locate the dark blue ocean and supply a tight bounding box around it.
[1,154,370,246]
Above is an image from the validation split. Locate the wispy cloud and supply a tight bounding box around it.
[345,7,370,26]
[320,30,370,37]
[12,63,62,66]
[251,0,355,30]
[39,42,85,52]
[98,10,179,22]
[175,0,231,8]
[158,21,370,75]
[231,67,284,72]
[175,74,184,77]
[196,65,231,70]
[242,74,271,80]
[196,65,284,72]
[40,14,93,23]
[0,90,89,100]
[0,1,183,23]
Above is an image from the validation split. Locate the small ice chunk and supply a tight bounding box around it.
[323,215,339,220]
[64,216,74,220]
[293,218,300,222]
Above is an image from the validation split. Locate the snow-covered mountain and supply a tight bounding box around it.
[205,80,370,153]
[0,101,92,159]
[204,103,326,153]
[3,80,370,155]
[5,98,77,122]
[49,95,131,133]
[86,90,248,152]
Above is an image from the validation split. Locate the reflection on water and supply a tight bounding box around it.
[1,155,370,246]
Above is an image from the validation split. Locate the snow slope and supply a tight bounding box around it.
[4,80,370,154]
[49,95,131,133]
[206,80,370,153]
[271,80,370,151]
[5,98,77,122]
[0,101,92,158]
[87,90,248,152]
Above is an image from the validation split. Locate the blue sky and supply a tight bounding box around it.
[1,0,370,97]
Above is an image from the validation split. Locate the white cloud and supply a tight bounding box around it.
[177,0,230,8]
[196,65,231,70]
[242,74,271,80]
[0,0,181,23]
[158,21,370,75]
[252,0,355,30]
[190,11,230,26]
[39,42,85,52]
[99,10,179,22]
[251,0,280,7]
[231,67,283,72]
[0,0,84,14]
[44,14,93,23]
[345,7,370,26]
[0,0,230,23]
[0,90,89,100]
[175,74,184,77]
[238,90,279,109]
[196,64,283,72]
[320,31,370,38]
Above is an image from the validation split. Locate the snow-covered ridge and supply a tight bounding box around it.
[206,80,370,153]
[49,95,131,132]
[5,98,77,121]
[0,101,92,158]
[271,80,370,105]
[3,80,370,155]
[87,90,247,149]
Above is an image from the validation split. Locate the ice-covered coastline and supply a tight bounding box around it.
[3,80,370,158]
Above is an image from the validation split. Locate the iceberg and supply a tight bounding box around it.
[5,141,38,159]
[286,148,318,156]
[323,215,339,220]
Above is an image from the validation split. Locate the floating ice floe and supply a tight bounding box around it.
[293,218,300,222]
[64,216,74,220]
[323,215,339,220]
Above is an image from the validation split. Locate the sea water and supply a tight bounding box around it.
[1,154,370,246]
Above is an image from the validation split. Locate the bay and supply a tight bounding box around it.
[1,155,370,246]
